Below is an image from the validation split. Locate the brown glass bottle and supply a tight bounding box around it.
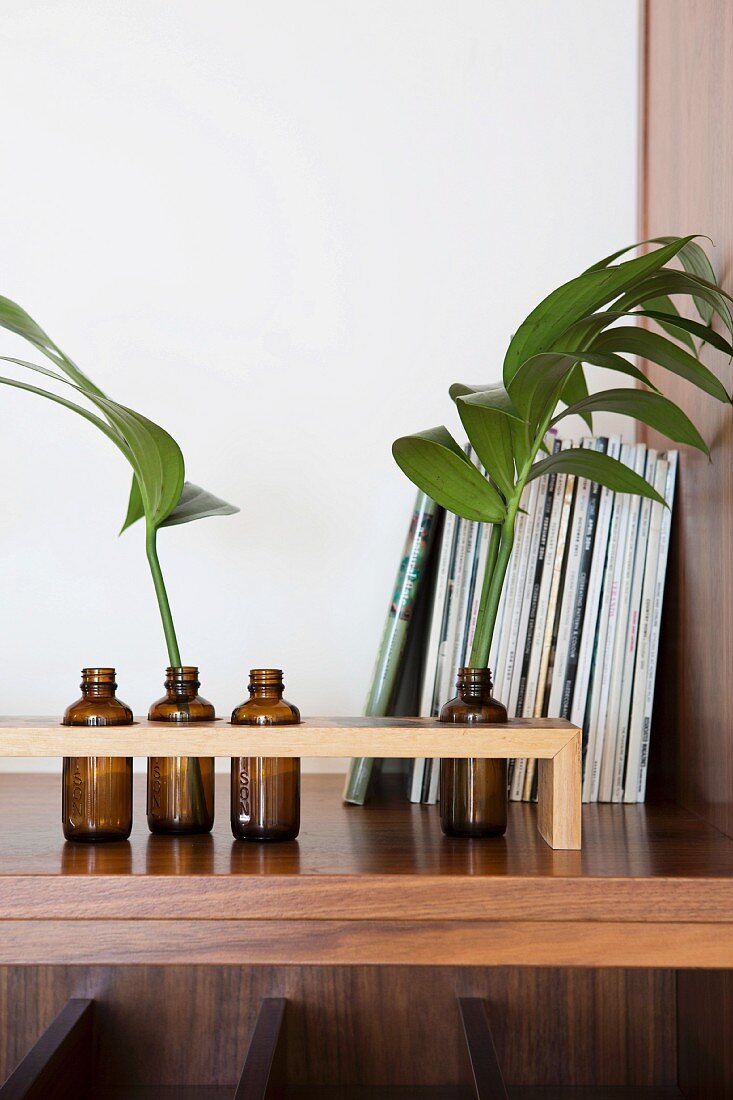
[62,668,133,843]
[230,669,300,841]
[147,666,215,835]
[439,667,508,838]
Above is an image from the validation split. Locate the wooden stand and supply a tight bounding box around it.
[0,716,582,850]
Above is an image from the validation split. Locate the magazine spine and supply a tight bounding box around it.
[343,489,439,805]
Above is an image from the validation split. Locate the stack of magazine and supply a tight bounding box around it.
[343,434,677,807]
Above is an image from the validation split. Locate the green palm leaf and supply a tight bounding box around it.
[503,235,697,383]
[590,327,730,403]
[553,388,709,455]
[392,427,506,523]
[527,448,666,506]
[454,384,521,499]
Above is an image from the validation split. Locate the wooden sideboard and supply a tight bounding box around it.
[0,771,729,1096]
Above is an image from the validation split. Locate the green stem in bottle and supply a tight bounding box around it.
[145,524,182,667]
[469,403,559,668]
[469,514,517,668]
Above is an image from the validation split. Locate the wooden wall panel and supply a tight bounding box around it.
[677,970,733,1098]
[0,966,676,1091]
[640,0,733,838]
[641,5,733,1097]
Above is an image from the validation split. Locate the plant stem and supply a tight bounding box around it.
[469,512,518,668]
[469,404,560,669]
[145,525,182,667]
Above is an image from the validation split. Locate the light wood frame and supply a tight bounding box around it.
[0,716,582,850]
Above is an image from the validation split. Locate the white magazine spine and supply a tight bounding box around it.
[619,457,667,800]
[582,443,631,802]
[610,449,658,802]
[597,444,649,802]
[436,518,468,710]
[523,464,567,717]
[626,452,677,803]
[570,436,620,732]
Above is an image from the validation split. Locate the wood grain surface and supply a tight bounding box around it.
[640,4,733,1091]
[0,966,677,1091]
[0,716,577,759]
[639,0,733,841]
[1,917,730,968]
[0,775,732,933]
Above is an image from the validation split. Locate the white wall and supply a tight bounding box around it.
[0,0,638,771]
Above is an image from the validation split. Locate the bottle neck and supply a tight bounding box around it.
[80,668,117,699]
[164,666,200,700]
[248,669,284,700]
[455,667,494,702]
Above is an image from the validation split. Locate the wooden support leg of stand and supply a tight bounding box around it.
[537,729,582,850]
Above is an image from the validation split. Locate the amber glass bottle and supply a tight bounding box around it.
[230,669,300,841]
[147,666,215,835]
[439,667,508,838]
[62,668,133,843]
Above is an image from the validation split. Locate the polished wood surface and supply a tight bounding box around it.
[677,970,733,1097]
[0,966,676,1092]
[0,999,93,1100]
[2,917,731,968]
[0,775,731,966]
[639,5,733,1090]
[0,774,731,911]
[639,0,733,841]
[0,716,577,759]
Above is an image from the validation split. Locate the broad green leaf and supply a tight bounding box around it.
[583,236,692,271]
[616,270,733,336]
[392,427,506,523]
[553,312,619,353]
[0,357,129,452]
[0,296,105,395]
[0,374,132,459]
[503,236,697,383]
[449,382,483,401]
[527,447,666,506]
[635,295,697,354]
[161,481,240,527]
[591,326,730,403]
[585,235,711,274]
[121,475,145,533]
[93,401,184,528]
[573,351,658,388]
[560,303,733,360]
[455,384,520,499]
[635,309,733,357]
[509,348,657,432]
[449,381,522,419]
[0,354,184,528]
[553,388,709,454]
[509,352,583,426]
[657,235,718,324]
